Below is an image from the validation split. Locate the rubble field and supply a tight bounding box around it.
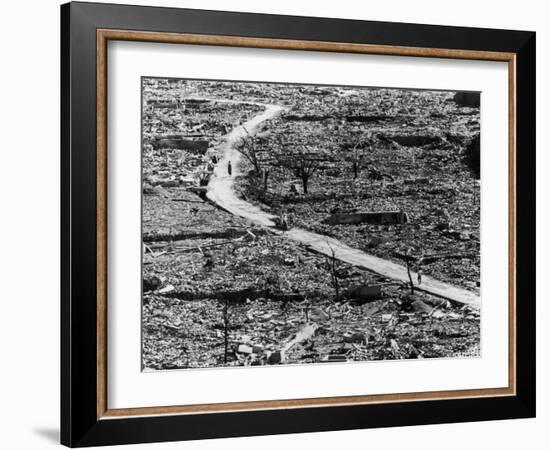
[143,192,479,370]
[234,88,480,291]
[141,78,481,370]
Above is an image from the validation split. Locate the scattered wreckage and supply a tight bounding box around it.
[141,78,481,370]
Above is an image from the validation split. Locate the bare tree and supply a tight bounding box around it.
[262,168,270,191]
[278,145,327,194]
[345,131,373,179]
[234,127,263,175]
[326,241,340,301]
[405,256,415,295]
[394,247,417,295]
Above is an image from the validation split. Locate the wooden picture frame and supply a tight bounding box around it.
[61,2,535,447]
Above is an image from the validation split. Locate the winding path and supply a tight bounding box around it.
[207,104,284,227]
[206,102,481,308]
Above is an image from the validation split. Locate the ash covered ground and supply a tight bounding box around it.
[141,78,481,370]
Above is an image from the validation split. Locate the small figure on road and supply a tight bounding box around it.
[227,160,232,176]
[281,213,289,230]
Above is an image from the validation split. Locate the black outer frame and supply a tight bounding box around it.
[61,1,536,447]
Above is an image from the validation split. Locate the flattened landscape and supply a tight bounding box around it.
[141,78,481,370]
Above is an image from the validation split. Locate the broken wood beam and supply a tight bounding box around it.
[268,322,319,364]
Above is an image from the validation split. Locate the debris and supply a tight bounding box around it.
[308,307,330,322]
[403,177,430,185]
[282,323,319,353]
[266,323,319,365]
[390,339,400,353]
[237,344,253,354]
[431,309,446,319]
[143,275,163,292]
[346,284,382,303]
[267,351,283,364]
[365,235,387,248]
[343,331,368,345]
[151,136,209,153]
[239,335,251,344]
[141,79,481,370]
[423,297,451,309]
[157,284,175,294]
[320,354,348,363]
[410,299,432,314]
[324,211,409,225]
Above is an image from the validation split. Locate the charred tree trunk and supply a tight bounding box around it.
[301,175,309,194]
[327,245,340,301]
[332,257,340,301]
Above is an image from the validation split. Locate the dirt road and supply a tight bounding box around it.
[206,102,481,308]
[207,103,284,227]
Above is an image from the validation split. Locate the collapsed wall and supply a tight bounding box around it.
[151,136,209,153]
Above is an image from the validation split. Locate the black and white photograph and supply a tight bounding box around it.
[0,0,541,447]
[141,78,481,370]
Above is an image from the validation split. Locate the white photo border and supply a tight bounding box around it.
[107,40,509,410]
